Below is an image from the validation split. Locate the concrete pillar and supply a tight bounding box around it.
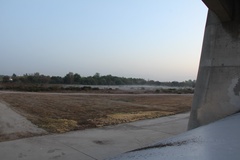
[188,3,240,129]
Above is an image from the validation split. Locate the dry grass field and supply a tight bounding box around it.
[0,92,193,134]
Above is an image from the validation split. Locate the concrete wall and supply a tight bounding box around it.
[188,4,240,129]
[202,0,235,22]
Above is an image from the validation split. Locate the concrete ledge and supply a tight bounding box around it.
[202,0,234,22]
[109,113,240,160]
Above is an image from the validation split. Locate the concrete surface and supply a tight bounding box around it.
[0,112,189,160]
[109,113,240,160]
[0,102,46,135]
[188,1,240,129]
[202,0,234,22]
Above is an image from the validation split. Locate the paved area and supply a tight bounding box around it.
[0,112,189,160]
[109,113,240,160]
[0,102,46,135]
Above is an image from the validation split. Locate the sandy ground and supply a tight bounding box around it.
[0,101,47,140]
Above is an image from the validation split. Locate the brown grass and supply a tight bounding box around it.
[0,92,193,134]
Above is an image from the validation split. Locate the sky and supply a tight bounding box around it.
[0,0,208,81]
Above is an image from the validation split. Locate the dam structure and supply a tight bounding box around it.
[188,0,240,129]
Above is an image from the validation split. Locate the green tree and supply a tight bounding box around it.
[87,77,97,85]
[50,76,63,84]
[12,73,19,82]
[2,76,10,83]
[99,78,107,85]
[115,79,124,85]
[64,72,74,84]
[74,73,81,84]
[93,72,100,78]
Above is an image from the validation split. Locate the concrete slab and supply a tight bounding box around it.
[0,102,46,135]
[109,113,240,160]
[0,112,189,160]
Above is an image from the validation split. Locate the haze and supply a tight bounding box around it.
[0,0,207,81]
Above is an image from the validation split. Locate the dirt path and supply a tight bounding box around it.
[0,101,47,141]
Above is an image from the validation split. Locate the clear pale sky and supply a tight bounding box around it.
[0,0,208,81]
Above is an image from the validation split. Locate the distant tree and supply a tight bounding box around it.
[33,72,40,83]
[2,71,196,88]
[99,78,107,85]
[0,75,3,82]
[12,73,17,78]
[147,80,155,85]
[64,72,74,84]
[171,81,179,86]
[155,81,161,85]
[39,75,51,83]
[2,76,10,83]
[34,72,40,77]
[104,75,114,85]
[115,78,124,85]
[27,75,34,83]
[50,76,63,84]
[93,72,100,78]
[184,79,196,88]
[87,77,97,85]
[74,73,81,84]
[11,73,19,82]
[80,77,88,85]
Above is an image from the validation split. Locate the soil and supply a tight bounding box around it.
[0,91,193,142]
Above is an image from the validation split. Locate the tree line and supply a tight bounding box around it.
[0,72,196,87]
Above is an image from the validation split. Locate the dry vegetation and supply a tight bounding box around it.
[0,92,193,134]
